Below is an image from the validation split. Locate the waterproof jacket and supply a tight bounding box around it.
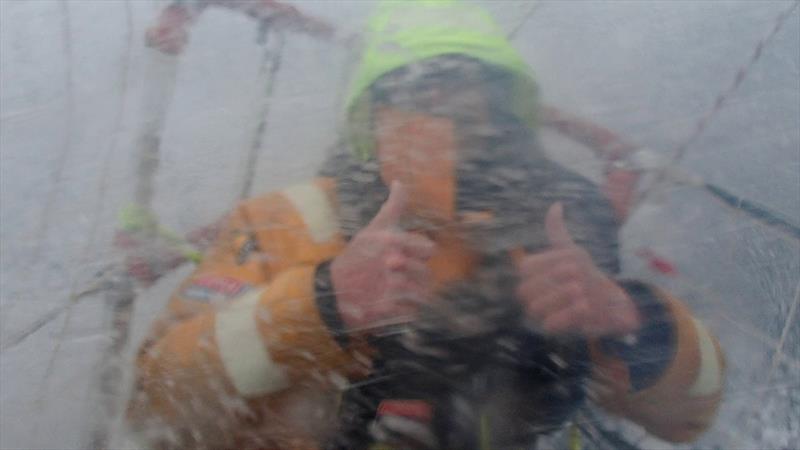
[126,174,725,449]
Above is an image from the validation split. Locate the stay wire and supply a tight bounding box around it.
[240,25,285,200]
[630,0,800,216]
[507,1,542,40]
[31,0,76,261]
[31,0,78,433]
[701,181,800,241]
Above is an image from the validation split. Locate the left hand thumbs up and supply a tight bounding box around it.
[515,202,641,336]
[545,202,575,248]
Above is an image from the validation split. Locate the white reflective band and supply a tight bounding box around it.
[283,183,339,243]
[688,317,722,397]
[215,288,289,397]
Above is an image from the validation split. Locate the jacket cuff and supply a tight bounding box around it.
[600,280,676,391]
[314,259,350,349]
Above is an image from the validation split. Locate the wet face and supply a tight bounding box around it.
[361,56,543,253]
[371,72,494,225]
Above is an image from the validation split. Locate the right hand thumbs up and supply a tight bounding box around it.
[330,181,435,332]
[368,181,409,230]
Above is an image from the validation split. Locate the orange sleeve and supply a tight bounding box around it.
[126,182,372,449]
[589,287,726,443]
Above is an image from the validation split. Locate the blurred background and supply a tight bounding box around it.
[1,1,798,448]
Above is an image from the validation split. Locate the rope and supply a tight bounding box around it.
[35,0,139,398]
[766,279,800,383]
[31,0,75,260]
[506,1,542,40]
[630,0,800,215]
[540,105,800,241]
[5,0,137,356]
[32,0,78,431]
[134,50,179,209]
[87,268,137,450]
[0,271,114,353]
[84,2,137,447]
[240,27,286,200]
[701,182,800,241]
[85,0,135,266]
[23,2,344,443]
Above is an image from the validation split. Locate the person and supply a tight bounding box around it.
[126,1,725,449]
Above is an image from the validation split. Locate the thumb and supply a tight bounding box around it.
[369,181,408,229]
[545,202,575,247]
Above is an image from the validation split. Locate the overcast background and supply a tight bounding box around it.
[1,1,798,448]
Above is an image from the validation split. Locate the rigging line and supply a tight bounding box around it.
[701,181,800,241]
[31,0,77,431]
[31,0,76,261]
[133,46,179,210]
[766,278,800,383]
[87,269,137,450]
[666,248,800,368]
[629,0,800,216]
[84,3,136,447]
[81,16,185,446]
[687,255,800,370]
[0,277,112,353]
[539,105,800,241]
[84,0,135,259]
[506,1,542,40]
[35,24,174,418]
[734,279,800,450]
[240,27,285,200]
[720,312,800,371]
[32,0,134,419]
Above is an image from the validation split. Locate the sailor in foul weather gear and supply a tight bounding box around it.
[127,2,725,448]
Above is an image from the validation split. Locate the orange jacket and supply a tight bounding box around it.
[127,177,725,449]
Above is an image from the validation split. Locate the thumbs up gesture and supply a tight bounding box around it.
[515,203,641,337]
[331,182,436,332]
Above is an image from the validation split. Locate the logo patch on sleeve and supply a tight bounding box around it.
[182,275,250,302]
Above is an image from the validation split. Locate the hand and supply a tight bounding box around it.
[516,203,641,337]
[331,182,436,332]
[145,5,193,55]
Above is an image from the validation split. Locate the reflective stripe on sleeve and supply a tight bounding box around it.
[282,182,339,243]
[688,317,722,397]
[215,288,290,397]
